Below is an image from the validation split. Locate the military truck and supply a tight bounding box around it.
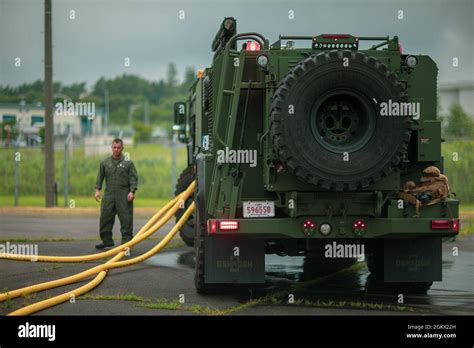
[173,17,460,294]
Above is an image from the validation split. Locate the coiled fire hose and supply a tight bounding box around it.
[1,181,195,315]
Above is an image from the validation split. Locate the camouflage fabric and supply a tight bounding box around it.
[412,173,449,204]
[397,166,449,218]
[422,166,441,176]
[397,190,422,217]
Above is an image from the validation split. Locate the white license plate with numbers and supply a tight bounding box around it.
[243,201,275,218]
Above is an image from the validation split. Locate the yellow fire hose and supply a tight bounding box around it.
[9,252,124,316]
[1,181,195,315]
[0,192,184,303]
[8,202,195,316]
[0,181,195,262]
[0,181,194,302]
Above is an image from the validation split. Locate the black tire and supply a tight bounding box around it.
[174,166,195,247]
[270,50,411,191]
[194,199,219,294]
[194,214,209,293]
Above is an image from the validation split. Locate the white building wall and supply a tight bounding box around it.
[438,82,474,118]
[459,89,474,116]
[438,90,459,116]
[0,104,102,137]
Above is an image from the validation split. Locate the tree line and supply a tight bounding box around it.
[0,63,196,131]
[1,68,473,139]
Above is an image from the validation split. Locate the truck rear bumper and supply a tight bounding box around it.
[206,217,460,238]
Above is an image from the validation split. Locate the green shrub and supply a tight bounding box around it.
[442,139,474,203]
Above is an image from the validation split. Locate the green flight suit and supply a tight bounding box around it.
[95,155,138,245]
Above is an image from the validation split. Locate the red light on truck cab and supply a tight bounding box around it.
[322,34,350,40]
[245,41,260,51]
[219,220,240,231]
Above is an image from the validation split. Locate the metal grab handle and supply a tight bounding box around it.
[225,32,269,51]
[213,32,268,148]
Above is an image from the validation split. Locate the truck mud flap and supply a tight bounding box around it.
[383,238,442,282]
[204,236,265,284]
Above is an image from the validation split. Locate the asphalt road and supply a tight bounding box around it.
[0,214,473,316]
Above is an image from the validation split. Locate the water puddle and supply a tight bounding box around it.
[145,246,473,313]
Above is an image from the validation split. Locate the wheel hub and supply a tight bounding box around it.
[311,90,376,153]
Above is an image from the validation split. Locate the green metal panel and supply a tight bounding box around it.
[194,78,203,147]
[404,56,438,121]
[417,120,442,162]
[208,214,458,239]
[266,165,401,192]
[207,51,246,216]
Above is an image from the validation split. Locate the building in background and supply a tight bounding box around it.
[438,81,474,118]
[0,102,103,146]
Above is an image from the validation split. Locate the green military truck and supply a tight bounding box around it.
[173,17,460,294]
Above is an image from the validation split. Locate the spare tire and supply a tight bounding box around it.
[270,50,411,191]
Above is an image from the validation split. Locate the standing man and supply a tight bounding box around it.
[95,139,138,249]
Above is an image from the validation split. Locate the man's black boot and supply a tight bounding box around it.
[95,242,114,250]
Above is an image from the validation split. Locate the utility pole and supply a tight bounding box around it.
[104,87,109,135]
[128,104,138,129]
[44,0,55,207]
[144,99,149,125]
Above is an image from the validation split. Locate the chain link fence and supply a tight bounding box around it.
[0,140,186,207]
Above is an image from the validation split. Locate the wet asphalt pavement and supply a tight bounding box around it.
[0,214,473,315]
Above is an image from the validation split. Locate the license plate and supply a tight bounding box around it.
[243,201,275,218]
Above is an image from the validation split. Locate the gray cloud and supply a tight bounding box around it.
[1,0,472,87]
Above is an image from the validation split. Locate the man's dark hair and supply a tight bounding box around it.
[112,138,124,146]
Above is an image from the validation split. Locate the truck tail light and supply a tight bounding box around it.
[353,219,366,236]
[452,219,460,234]
[431,219,460,234]
[208,219,217,234]
[302,219,315,229]
[219,220,240,231]
[431,219,451,229]
[353,219,366,229]
[207,219,239,234]
[301,218,316,236]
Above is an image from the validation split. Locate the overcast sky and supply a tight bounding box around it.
[0,0,473,88]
